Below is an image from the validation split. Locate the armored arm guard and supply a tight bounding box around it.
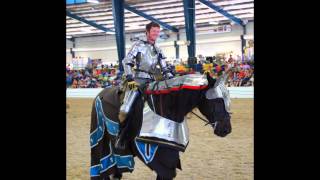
[122,41,140,80]
[157,47,173,78]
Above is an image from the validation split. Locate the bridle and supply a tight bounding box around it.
[190,89,218,128]
[190,111,217,128]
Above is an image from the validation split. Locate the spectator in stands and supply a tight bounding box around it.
[66,73,73,88]
[110,69,116,76]
[237,69,246,86]
[101,80,110,88]
[85,69,90,77]
[95,80,101,88]
[96,68,101,76]
[104,70,110,76]
[241,69,252,86]
[243,62,251,70]
[195,61,203,72]
[87,78,95,88]
[72,78,78,88]
[232,72,239,86]
[250,74,254,86]
[66,64,71,71]
[78,78,85,88]
[77,72,83,80]
[228,55,234,64]
[227,71,234,87]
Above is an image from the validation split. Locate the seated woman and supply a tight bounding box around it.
[72,78,78,88]
[79,78,87,88]
[232,72,238,86]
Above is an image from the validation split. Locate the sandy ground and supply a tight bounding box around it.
[67,98,253,180]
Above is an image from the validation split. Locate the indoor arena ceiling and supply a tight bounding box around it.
[66,0,254,38]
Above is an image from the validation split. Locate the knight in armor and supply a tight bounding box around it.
[115,22,174,149]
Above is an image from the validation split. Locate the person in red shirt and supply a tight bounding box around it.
[96,68,101,76]
[238,69,245,79]
[238,69,246,86]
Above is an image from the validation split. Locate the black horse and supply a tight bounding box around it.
[90,73,232,180]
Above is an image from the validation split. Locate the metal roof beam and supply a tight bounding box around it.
[112,0,125,72]
[183,0,196,62]
[124,4,179,32]
[198,0,244,26]
[66,10,115,33]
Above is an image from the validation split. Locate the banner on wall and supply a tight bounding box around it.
[197,24,232,35]
[71,57,88,70]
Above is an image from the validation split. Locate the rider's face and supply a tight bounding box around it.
[146,27,160,43]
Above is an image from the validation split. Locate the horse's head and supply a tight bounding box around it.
[198,72,232,137]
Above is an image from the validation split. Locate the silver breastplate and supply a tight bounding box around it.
[135,44,159,79]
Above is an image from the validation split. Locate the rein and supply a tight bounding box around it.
[190,111,216,127]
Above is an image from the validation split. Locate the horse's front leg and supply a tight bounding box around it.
[156,175,173,180]
[110,169,122,180]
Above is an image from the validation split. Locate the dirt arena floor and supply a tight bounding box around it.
[67,98,253,180]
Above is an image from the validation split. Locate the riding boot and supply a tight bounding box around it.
[118,90,139,123]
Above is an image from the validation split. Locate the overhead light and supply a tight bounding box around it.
[66,35,72,39]
[128,24,142,28]
[87,0,99,4]
[80,28,92,32]
[209,21,219,25]
[106,31,115,34]
[176,40,190,46]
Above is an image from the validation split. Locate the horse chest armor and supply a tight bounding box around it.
[137,102,190,151]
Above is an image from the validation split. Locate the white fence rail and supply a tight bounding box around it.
[67,87,253,98]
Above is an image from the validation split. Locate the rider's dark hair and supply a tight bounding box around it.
[146,22,160,33]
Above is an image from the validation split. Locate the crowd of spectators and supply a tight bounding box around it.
[191,54,254,87]
[225,55,254,87]
[66,64,121,88]
[66,55,253,88]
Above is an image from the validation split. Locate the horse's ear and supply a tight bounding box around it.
[206,72,216,87]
